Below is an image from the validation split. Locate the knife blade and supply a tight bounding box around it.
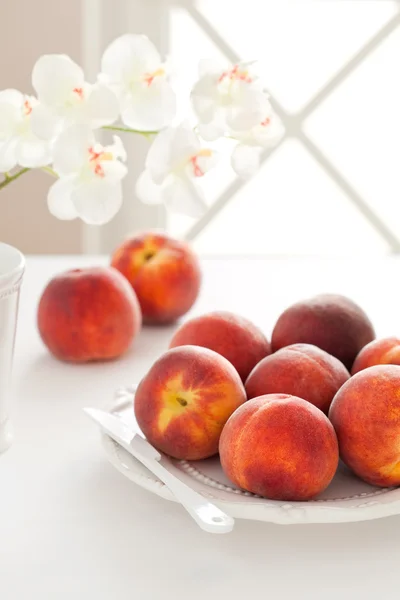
[84,407,234,534]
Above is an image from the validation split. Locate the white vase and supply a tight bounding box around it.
[0,243,25,453]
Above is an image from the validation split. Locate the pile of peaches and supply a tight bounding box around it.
[37,232,400,502]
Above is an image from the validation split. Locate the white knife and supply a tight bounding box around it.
[84,407,234,534]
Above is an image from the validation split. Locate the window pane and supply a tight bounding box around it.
[168,1,399,255]
[305,25,400,240]
[197,0,397,111]
[192,140,390,256]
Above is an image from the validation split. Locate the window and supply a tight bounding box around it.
[167,0,400,256]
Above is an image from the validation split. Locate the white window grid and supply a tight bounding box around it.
[176,0,400,252]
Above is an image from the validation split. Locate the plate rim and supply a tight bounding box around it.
[101,393,400,525]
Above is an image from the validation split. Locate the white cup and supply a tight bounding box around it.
[0,243,25,453]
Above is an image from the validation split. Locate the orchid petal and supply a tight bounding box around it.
[30,104,62,140]
[0,89,24,106]
[101,34,161,84]
[226,84,266,131]
[230,109,285,150]
[32,54,84,106]
[106,135,127,161]
[145,122,200,184]
[163,176,207,218]
[120,78,176,131]
[138,123,215,217]
[47,176,79,220]
[15,135,52,168]
[197,121,225,142]
[144,127,177,184]
[84,84,119,128]
[0,139,18,172]
[254,112,286,148]
[231,143,261,178]
[186,149,218,180]
[71,179,123,225]
[192,60,276,151]
[135,169,164,205]
[198,58,224,78]
[191,74,219,124]
[52,125,93,175]
[168,121,201,164]
[0,94,21,139]
[101,159,127,182]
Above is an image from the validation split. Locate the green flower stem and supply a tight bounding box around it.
[102,125,159,138]
[0,164,58,193]
[0,167,30,191]
[0,125,159,194]
[41,166,58,177]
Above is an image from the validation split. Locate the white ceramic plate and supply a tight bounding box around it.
[102,388,400,525]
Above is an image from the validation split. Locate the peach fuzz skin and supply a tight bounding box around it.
[219,394,339,501]
[245,343,350,414]
[169,311,271,382]
[37,267,142,362]
[329,365,400,487]
[111,232,201,324]
[134,345,247,460]
[352,337,400,375]
[271,294,375,370]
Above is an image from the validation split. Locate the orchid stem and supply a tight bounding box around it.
[102,125,159,138]
[0,124,157,193]
[0,167,30,191]
[41,166,58,177]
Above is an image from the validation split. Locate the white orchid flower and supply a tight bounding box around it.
[47,125,127,225]
[0,89,51,171]
[30,54,119,140]
[191,59,267,141]
[231,107,285,178]
[100,34,176,131]
[136,122,217,217]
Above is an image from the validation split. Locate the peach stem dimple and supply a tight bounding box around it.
[176,397,188,407]
[143,251,156,262]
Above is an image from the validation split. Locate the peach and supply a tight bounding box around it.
[245,344,349,414]
[329,364,400,487]
[169,311,271,382]
[352,337,400,374]
[219,394,339,501]
[134,345,246,460]
[111,232,201,323]
[271,294,375,370]
[38,267,141,362]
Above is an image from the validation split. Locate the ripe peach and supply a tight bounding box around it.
[134,345,246,460]
[38,267,141,362]
[352,337,400,374]
[111,232,201,323]
[245,344,349,414]
[271,294,375,370]
[329,365,400,487]
[219,394,339,501]
[169,311,271,382]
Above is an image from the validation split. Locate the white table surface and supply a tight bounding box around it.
[1,255,400,600]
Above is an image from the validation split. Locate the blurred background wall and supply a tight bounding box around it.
[1,0,400,256]
[0,0,82,253]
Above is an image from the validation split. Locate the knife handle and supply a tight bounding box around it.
[114,385,234,533]
[136,452,234,534]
